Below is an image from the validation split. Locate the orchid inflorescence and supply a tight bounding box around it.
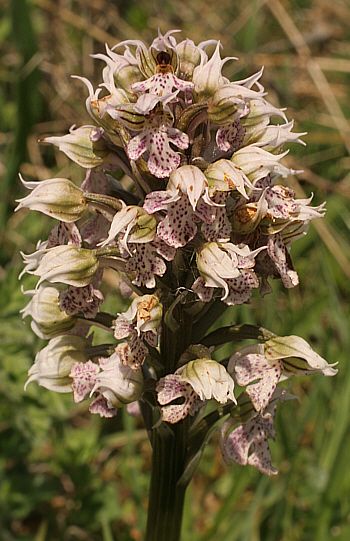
[18,30,336,476]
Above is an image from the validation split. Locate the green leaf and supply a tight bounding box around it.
[178,425,218,488]
[201,323,276,349]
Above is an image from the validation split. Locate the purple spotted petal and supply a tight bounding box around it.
[216,121,245,152]
[195,198,217,224]
[234,353,283,413]
[254,176,272,192]
[236,252,256,269]
[144,329,159,347]
[265,186,297,219]
[224,416,278,475]
[127,132,148,161]
[166,127,190,149]
[146,132,181,178]
[114,315,134,339]
[89,393,119,417]
[147,126,189,179]
[48,222,82,248]
[131,73,194,96]
[222,270,259,306]
[59,284,103,318]
[126,243,167,288]
[152,237,176,261]
[201,205,232,241]
[192,276,214,303]
[115,333,148,370]
[70,360,100,403]
[80,169,110,195]
[224,423,251,466]
[156,374,203,424]
[157,196,198,248]
[143,190,177,213]
[127,125,189,179]
[267,233,299,288]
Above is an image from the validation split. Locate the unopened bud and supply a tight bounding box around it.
[101,206,157,248]
[114,63,144,96]
[264,335,338,377]
[34,245,99,287]
[42,126,109,168]
[193,43,233,102]
[230,146,292,184]
[230,202,266,234]
[25,335,92,392]
[208,83,264,125]
[15,177,87,222]
[21,283,76,339]
[204,159,253,198]
[92,353,143,408]
[240,99,287,131]
[208,86,244,124]
[181,359,236,403]
[176,39,202,79]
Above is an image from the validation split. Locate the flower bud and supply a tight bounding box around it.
[167,165,208,210]
[42,126,109,168]
[193,42,233,102]
[207,84,261,125]
[204,159,253,199]
[106,103,146,132]
[114,63,144,95]
[134,212,158,242]
[92,354,143,408]
[21,283,76,339]
[240,99,287,131]
[122,294,163,335]
[243,121,306,153]
[101,206,157,248]
[196,242,241,289]
[34,245,99,287]
[264,335,338,377]
[230,146,292,184]
[176,39,202,79]
[181,359,236,403]
[25,335,92,392]
[15,177,88,222]
[230,202,267,234]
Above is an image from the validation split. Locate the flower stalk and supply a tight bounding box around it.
[145,419,190,541]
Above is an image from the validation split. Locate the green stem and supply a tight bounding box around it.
[85,192,123,211]
[89,344,115,358]
[94,247,121,258]
[145,419,190,541]
[143,296,197,541]
[76,311,115,330]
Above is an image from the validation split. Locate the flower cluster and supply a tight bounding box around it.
[18,30,335,475]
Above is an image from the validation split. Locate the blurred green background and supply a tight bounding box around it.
[1,0,350,539]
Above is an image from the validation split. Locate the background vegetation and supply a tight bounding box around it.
[1,0,350,539]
